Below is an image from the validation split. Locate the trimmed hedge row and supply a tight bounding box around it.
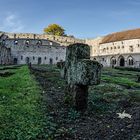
[114,66,140,72]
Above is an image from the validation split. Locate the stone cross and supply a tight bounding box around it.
[62,43,101,111]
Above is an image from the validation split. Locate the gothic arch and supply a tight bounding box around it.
[110,56,116,67]
[118,55,125,67]
[127,56,134,66]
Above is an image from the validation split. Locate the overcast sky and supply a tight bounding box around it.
[0,0,140,38]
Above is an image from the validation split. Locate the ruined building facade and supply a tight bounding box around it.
[0,28,140,67]
[86,28,140,68]
[0,32,84,65]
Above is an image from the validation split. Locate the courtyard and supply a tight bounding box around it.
[0,65,139,139]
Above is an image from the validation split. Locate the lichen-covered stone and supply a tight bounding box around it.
[63,43,101,111]
[68,59,101,85]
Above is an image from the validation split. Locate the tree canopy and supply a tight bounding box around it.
[44,24,65,36]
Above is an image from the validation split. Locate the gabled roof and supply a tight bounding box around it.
[101,28,140,44]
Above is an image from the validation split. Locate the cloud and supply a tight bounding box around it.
[0,13,24,32]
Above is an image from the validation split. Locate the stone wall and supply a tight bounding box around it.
[0,42,11,65]
[4,38,66,65]
[0,32,85,65]
[85,37,103,57]
[4,32,85,46]
[86,37,140,68]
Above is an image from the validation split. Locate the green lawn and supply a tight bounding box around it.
[88,67,140,112]
[0,65,140,139]
[0,66,44,140]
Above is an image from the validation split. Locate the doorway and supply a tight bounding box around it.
[38,57,42,65]
[14,58,18,65]
[119,57,125,66]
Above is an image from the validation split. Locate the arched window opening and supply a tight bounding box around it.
[128,56,134,66]
[14,40,18,45]
[37,40,42,45]
[26,57,30,64]
[49,58,53,64]
[25,40,30,45]
[38,57,42,65]
[21,56,23,60]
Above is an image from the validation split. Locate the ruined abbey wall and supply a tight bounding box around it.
[1,29,140,67]
[0,32,84,65]
[4,32,85,46]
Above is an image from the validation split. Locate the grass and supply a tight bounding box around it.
[88,67,140,113]
[0,66,44,140]
[0,65,140,139]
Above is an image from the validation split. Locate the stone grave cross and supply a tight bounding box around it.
[62,43,102,111]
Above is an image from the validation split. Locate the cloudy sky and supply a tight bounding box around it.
[0,0,140,38]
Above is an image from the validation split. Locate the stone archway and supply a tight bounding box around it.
[119,56,125,67]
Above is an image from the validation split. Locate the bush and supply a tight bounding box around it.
[114,66,140,72]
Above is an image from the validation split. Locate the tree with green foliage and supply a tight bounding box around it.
[44,24,65,36]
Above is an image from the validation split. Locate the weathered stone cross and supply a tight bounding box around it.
[62,43,101,111]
